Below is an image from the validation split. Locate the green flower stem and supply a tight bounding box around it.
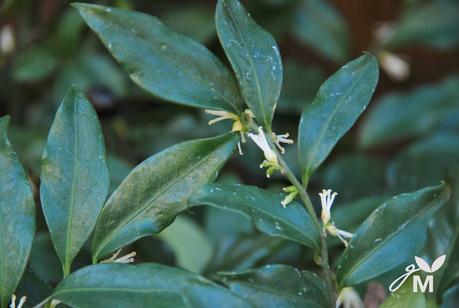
[247,124,335,304]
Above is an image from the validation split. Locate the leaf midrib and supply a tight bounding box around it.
[95,141,230,258]
[303,59,372,175]
[340,191,444,285]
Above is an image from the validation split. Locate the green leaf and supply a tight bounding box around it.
[92,134,237,261]
[189,184,320,250]
[298,53,379,181]
[381,277,426,308]
[358,76,459,148]
[216,0,283,128]
[336,185,449,287]
[219,264,331,308]
[51,263,251,308]
[40,87,109,275]
[292,0,349,62]
[73,3,242,113]
[385,1,459,50]
[157,216,213,273]
[0,116,36,308]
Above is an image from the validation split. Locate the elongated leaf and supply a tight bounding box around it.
[358,76,459,148]
[219,264,331,308]
[0,116,36,308]
[73,3,242,112]
[216,0,283,128]
[189,184,320,250]
[40,87,109,274]
[292,0,349,62]
[51,263,251,308]
[337,185,449,287]
[92,134,237,261]
[298,53,379,182]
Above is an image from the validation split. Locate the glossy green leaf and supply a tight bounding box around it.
[337,185,449,287]
[216,0,283,128]
[219,264,331,308]
[298,53,379,181]
[359,76,459,148]
[190,184,320,250]
[158,216,213,273]
[381,277,426,308]
[92,134,237,261]
[292,0,349,62]
[40,87,109,275]
[51,263,251,308]
[13,45,58,82]
[385,1,459,50]
[0,116,36,308]
[74,3,242,112]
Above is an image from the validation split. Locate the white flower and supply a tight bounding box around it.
[373,22,395,45]
[101,249,136,264]
[281,186,298,207]
[271,132,294,154]
[319,189,337,225]
[336,287,364,308]
[319,189,354,247]
[377,50,410,81]
[9,295,26,308]
[248,127,281,177]
[1,25,15,55]
[205,109,253,155]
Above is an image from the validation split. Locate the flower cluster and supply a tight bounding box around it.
[101,249,137,264]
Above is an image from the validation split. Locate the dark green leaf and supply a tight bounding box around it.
[51,263,251,308]
[204,206,252,243]
[15,268,52,308]
[337,185,449,287]
[292,0,349,62]
[298,53,379,181]
[40,87,109,274]
[385,1,459,50]
[219,264,331,308]
[358,76,459,148]
[92,134,237,261]
[216,0,283,128]
[189,184,320,250]
[73,3,242,112]
[0,116,36,308]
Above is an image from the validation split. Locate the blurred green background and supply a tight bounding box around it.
[1,0,459,306]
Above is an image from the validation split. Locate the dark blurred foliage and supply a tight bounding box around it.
[1,0,459,305]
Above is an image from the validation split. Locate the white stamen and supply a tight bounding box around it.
[101,249,136,264]
[248,127,277,163]
[272,132,294,154]
[319,189,337,224]
[10,295,27,308]
[237,141,244,155]
[336,287,364,308]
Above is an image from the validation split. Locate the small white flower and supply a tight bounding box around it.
[101,249,136,264]
[248,127,281,177]
[271,132,294,154]
[319,189,354,247]
[1,25,15,55]
[377,50,410,81]
[336,287,364,308]
[319,189,337,225]
[373,22,395,45]
[205,109,253,155]
[281,186,298,208]
[9,295,26,308]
